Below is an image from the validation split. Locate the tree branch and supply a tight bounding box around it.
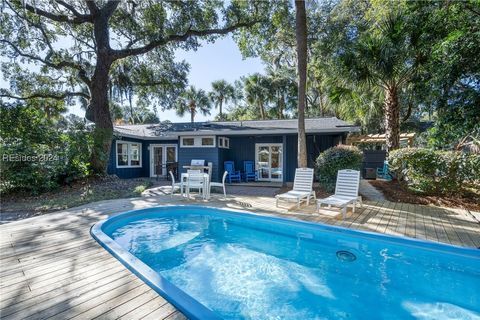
[465,3,480,17]
[0,39,91,86]
[112,20,261,60]
[103,0,121,18]
[54,0,88,18]
[402,99,414,123]
[5,1,55,51]
[22,1,93,24]
[0,91,90,100]
[84,0,99,15]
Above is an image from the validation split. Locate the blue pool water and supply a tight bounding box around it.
[93,206,480,320]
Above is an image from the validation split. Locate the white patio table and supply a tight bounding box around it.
[180,172,210,200]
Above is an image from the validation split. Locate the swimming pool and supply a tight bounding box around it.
[91,206,480,320]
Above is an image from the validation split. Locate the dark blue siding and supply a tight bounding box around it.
[107,138,178,179]
[225,134,341,182]
[285,135,297,182]
[285,134,337,181]
[178,147,221,182]
[218,147,227,181]
[224,135,282,176]
[108,133,343,181]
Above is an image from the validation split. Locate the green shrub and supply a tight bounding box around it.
[388,148,479,195]
[315,145,363,192]
[133,180,153,195]
[0,104,92,194]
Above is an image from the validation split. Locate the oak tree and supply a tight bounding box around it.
[0,0,268,173]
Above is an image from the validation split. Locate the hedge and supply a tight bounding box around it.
[388,148,480,195]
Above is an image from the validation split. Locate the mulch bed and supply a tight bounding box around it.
[0,175,155,222]
[369,180,480,212]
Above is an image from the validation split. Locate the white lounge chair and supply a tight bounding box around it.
[209,171,228,199]
[169,171,182,197]
[317,169,362,219]
[276,168,316,208]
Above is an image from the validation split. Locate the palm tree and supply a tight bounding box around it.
[343,13,420,151]
[176,86,212,123]
[209,80,236,120]
[267,69,295,119]
[295,0,308,168]
[244,73,271,120]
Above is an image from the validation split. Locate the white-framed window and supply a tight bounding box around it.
[202,137,214,146]
[116,141,142,168]
[218,137,230,149]
[180,136,216,148]
[182,137,195,146]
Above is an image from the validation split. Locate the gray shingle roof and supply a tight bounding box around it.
[114,117,359,139]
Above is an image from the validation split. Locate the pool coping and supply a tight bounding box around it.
[90,204,480,320]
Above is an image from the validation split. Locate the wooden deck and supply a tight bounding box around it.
[1,193,479,319]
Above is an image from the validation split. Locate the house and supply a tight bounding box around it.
[107,117,360,183]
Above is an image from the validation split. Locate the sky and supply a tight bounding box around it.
[66,36,265,122]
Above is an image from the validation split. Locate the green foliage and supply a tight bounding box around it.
[315,145,364,192]
[208,80,236,120]
[229,0,479,150]
[388,148,479,195]
[0,104,92,194]
[175,86,211,123]
[133,180,153,195]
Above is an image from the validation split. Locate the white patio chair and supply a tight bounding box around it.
[276,168,316,208]
[169,171,182,198]
[187,169,201,174]
[186,172,206,200]
[317,169,362,219]
[209,171,228,199]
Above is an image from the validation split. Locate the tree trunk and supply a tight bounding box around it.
[319,88,325,117]
[128,92,134,124]
[190,106,195,123]
[89,14,114,175]
[219,99,223,119]
[259,101,266,120]
[278,92,285,119]
[295,0,308,168]
[89,60,113,174]
[87,5,125,174]
[384,86,400,152]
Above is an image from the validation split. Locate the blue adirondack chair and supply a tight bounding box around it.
[224,161,241,183]
[376,160,392,181]
[243,160,257,182]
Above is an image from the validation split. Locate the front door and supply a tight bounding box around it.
[150,144,177,177]
[255,143,283,182]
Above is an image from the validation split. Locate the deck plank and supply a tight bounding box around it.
[1,192,479,320]
[117,296,170,320]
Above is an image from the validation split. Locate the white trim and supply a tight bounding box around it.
[255,143,283,182]
[180,136,216,148]
[218,137,230,149]
[149,144,178,177]
[116,141,142,168]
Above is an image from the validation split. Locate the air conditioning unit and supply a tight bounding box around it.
[364,168,376,179]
